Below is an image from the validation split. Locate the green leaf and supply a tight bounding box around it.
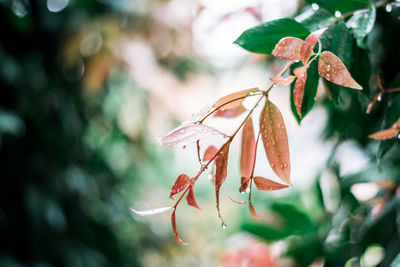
[306,0,371,14]
[346,6,376,48]
[389,253,400,267]
[320,21,354,104]
[290,59,319,123]
[234,18,310,54]
[296,7,335,32]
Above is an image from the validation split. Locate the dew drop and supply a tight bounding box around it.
[281,124,285,129]
[246,188,251,193]
[326,73,330,78]
[335,11,342,18]
[208,174,213,180]
[271,163,275,168]
[377,95,382,101]
[314,97,317,100]
[397,133,400,140]
[327,65,331,71]
[240,191,245,194]
[279,164,283,169]
[386,5,392,12]
[283,163,288,168]
[221,222,227,229]
[312,3,319,10]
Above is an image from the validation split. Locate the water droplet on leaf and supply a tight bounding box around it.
[312,3,319,10]
[221,222,227,229]
[377,95,382,101]
[335,11,342,17]
[386,5,392,12]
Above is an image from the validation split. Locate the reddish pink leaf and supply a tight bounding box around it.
[169,174,190,200]
[300,28,327,65]
[253,176,288,191]
[270,75,296,85]
[214,105,247,118]
[375,73,383,90]
[160,124,223,147]
[239,177,251,193]
[369,119,400,140]
[171,209,187,245]
[366,92,383,114]
[259,100,291,185]
[293,66,307,118]
[318,51,362,90]
[203,145,219,162]
[229,196,248,205]
[272,37,303,62]
[186,185,201,209]
[241,118,256,179]
[213,88,260,110]
[248,203,259,219]
[130,206,172,216]
[215,141,231,214]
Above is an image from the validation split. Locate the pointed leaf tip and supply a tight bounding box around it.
[318,51,362,90]
[300,28,327,65]
[272,37,303,62]
[248,202,259,219]
[170,174,191,200]
[171,209,187,245]
[213,88,260,111]
[130,206,172,216]
[253,176,288,191]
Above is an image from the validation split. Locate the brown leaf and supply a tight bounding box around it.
[186,185,201,209]
[270,75,296,85]
[160,124,223,147]
[171,209,187,245]
[293,66,307,118]
[239,177,251,193]
[241,118,256,179]
[318,51,362,90]
[170,174,190,200]
[272,37,303,62]
[259,100,291,184]
[366,92,383,114]
[215,141,231,214]
[253,176,288,191]
[248,202,259,219]
[214,105,247,118]
[203,145,219,162]
[130,206,172,216]
[213,88,260,110]
[300,28,327,65]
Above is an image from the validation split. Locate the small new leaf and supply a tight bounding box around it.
[300,28,327,65]
[241,118,256,179]
[186,185,201,209]
[170,174,191,200]
[203,145,219,162]
[260,100,291,184]
[270,75,296,85]
[253,176,289,191]
[272,37,304,61]
[214,105,246,118]
[248,202,259,219]
[213,88,260,110]
[160,124,224,147]
[130,206,172,216]
[318,51,362,90]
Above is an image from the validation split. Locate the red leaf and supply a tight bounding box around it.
[318,51,362,90]
[368,119,400,140]
[130,206,172,216]
[213,88,260,110]
[293,66,307,118]
[272,37,303,62]
[253,176,288,191]
[160,124,223,147]
[300,28,327,65]
[239,177,251,193]
[229,196,248,205]
[375,73,383,90]
[366,92,383,114]
[270,75,296,85]
[214,105,247,118]
[186,185,201,209]
[259,100,291,184]
[248,202,259,219]
[241,118,256,179]
[203,145,219,162]
[171,209,187,245]
[215,141,231,214]
[169,174,190,200]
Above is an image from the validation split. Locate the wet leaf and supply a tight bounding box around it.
[249,202,259,219]
[293,66,307,118]
[203,145,219,162]
[272,37,303,61]
[213,88,259,111]
[239,177,251,193]
[171,209,187,245]
[130,206,172,216]
[369,119,400,140]
[160,124,224,147]
[259,100,291,184]
[296,7,335,32]
[346,6,376,48]
[186,185,201,209]
[241,118,256,179]
[253,176,289,191]
[234,18,310,54]
[170,174,191,200]
[300,28,327,65]
[270,75,296,85]
[318,51,362,90]
[305,0,370,14]
[215,141,231,214]
[214,105,246,118]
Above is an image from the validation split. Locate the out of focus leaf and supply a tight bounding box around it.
[253,176,288,191]
[171,209,187,245]
[271,37,303,61]
[241,118,256,179]
[213,88,259,110]
[215,141,231,214]
[270,75,296,85]
[170,174,191,200]
[130,206,172,216]
[305,0,370,14]
[318,51,362,90]
[160,124,224,147]
[249,203,259,219]
[368,127,399,140]
[203,145,219,161]
[346,6,376,48]
[296,8,335,32]
[260,100,291,184]
[186,185,201,210]
[234,18,310,54]
[300,28,327,65]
